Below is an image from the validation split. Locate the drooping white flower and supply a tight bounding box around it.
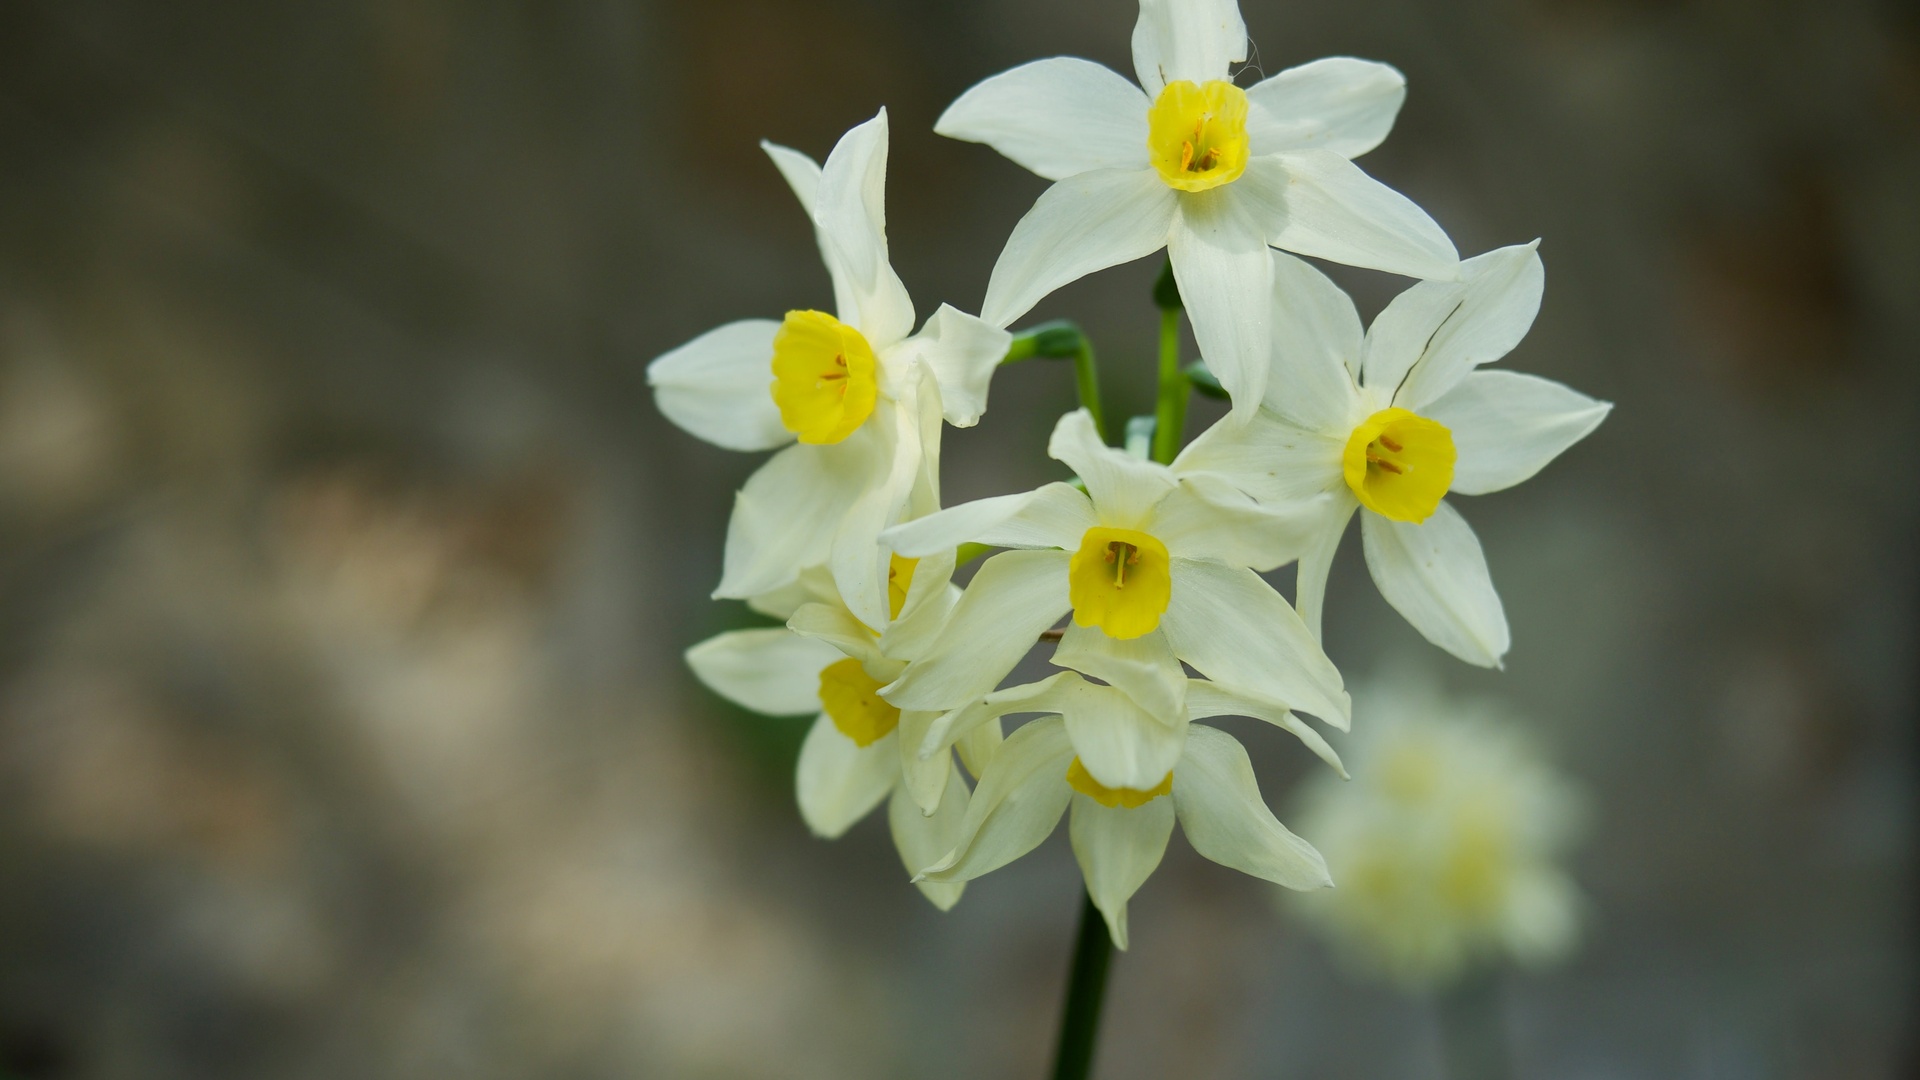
[684,552,1001,910]
[935,0,1458,416]
[648,109,1012,628]
[1287,668,1587,988]
[1176,243,1611,667]
[879,408,1349,785]
[916,675,1341,948]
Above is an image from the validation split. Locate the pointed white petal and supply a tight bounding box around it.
[897,709,954,815]
[891,305,1013,428]
[816,109,916,348]
[787,601,884,666]
[795,718,897,838]
[1059,677,1189,791]
[1363,241,1544,408]
[1172,409,1347,505]
[1264,251,1367,428]
[1292,502,1356,641]
[1169,190,1273,419]
[1052,624,1185,723]
[878,555,960,662]
[1131,0,1247,96]
[1361,501,1510,667]
[745,564,838,622]
[1238,151,1458,281]
[1173,724,1333,889]
[831,395,927,629]
[1146,474,1329,570]
[1161,559,1350,728]
[1245,58,1407,159]
[918,672,1080,762]
[918,716,1074,882]
[884,481,1096,558]
[1046,409,1176,527]
[1184,680,1348,778]
[881,549,1071,711]
[955,719,1005,778]
[647,319,788,451]
[761,140,821,216]
[935,58,1151,180]
[981,169,1178,329]
[717,434,880,599]
[1070,793,1176,949]
[684,628,837,716]
[1424,370,1610,495]
[890,776,970,909]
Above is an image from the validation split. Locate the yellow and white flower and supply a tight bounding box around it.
[684,552,1001,910]
[936,0,1457,416]
[880,408,1348,784]
[1176,243,1611,666]
[648,109,1012,629]
[917,675,1341,948]
[1288,670,1586,988]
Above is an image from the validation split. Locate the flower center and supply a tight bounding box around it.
[886,553,918,621]
[817,658,900,747]
[1067,526,1172,640]
[1341,408,1456,523]
[770,309,879,445]
[1146,80,1251,193]
[1067,757,1172,809]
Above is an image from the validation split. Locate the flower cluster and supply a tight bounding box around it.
[656,0,1608,947]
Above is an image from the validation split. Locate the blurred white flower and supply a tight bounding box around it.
[936,0,1457,416]
[879,408,1349,781]
[1177,243,1611,667]
[684,552,1000,911]
[1288,670,1587,989]
[647,109,1011,629]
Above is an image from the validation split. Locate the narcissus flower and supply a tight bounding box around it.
[1176,243,1610,666]
[684,552,1001,910]
[916,675,1341,947]
[880,409,1349,778]
[648,109,1012,629]
[1288,670,1586,988]
[936,0,1458,415]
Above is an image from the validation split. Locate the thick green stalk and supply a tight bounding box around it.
[1151,308,1187,466]
[1049,891,1115,1080]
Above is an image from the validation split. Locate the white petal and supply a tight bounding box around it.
[891,304,1013,428]
[955,719,1005,778]
[1058,676,1189,791]
[816,109,916,348]
[1173,724,1332,889]
[1052,624,1185,723]
[981,169,1177,329]
[717,434,880,599]
[881,549,1071,711]
[1292,502,1356,641]
[878,554,960,662]
[1184,680,1348,778]
[918,672,1079,762]
[795,717,897,838]
[684,628,838,716]
[897,709,955,815]
[1146,473,1330,570]
[1172,409,1347,505]
[1169,190,1273,419]
[646,319,788,452]
[935,58,1151,181]
[889,776,970,910]
[745,564,837,621]
[831,395,927,629]
[1046,409,1175,528]
[1131,0,1247,96]
[1239,152,1458,281]
[1245,58,1407,159]
[787,601,883,666]
[1070,793,1175,949]
[918,716,1074,882]
[1264,251,1366,428]
[884,481,1096,557]
[1363,241,1544,408]
[1161,559,1350,728]
[1360,500,1510,667]
[1424,370,1610,495]
[760,140,821,216]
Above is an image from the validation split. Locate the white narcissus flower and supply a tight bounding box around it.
[648,109,1012,629]
[936,0,1458,416]
[880,408,1348,787]
[916,676,1341,948]
[684,552,1003,910]
[1176,243,1611,667]
[1288,669,1587,988]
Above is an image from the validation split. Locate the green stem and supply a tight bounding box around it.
[1151,307,1187,466]
[1049,891,1114,1080]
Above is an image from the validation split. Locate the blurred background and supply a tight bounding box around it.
[1,0,1915,1076]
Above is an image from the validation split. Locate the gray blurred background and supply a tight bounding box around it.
[1,0,1915,1077]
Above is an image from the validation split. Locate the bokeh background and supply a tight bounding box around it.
[2,0,1915,1076]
